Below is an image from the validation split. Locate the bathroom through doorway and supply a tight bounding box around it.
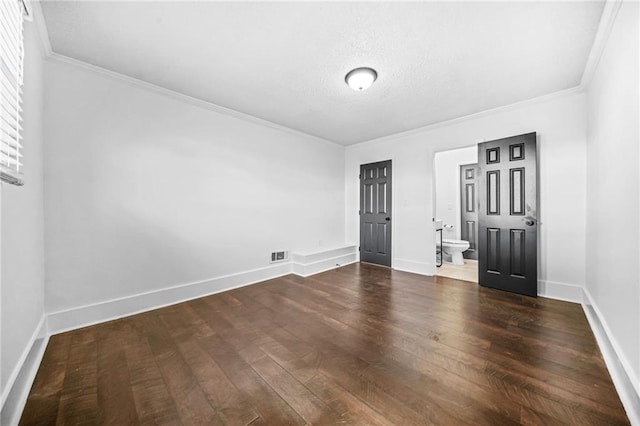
[434,145,479,283]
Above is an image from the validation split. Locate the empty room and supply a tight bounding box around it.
[1,0,639,424]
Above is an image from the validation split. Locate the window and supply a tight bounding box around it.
[0,0,25,186]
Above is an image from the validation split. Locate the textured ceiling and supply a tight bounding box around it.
[41,1,604,145]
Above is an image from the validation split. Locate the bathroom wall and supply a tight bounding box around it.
[434,146,477,240]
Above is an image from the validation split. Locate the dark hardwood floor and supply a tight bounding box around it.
[21,263,629,425]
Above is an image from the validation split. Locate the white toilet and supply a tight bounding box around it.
[442,239,470,265]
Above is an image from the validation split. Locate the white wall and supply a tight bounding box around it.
[434,146,477,240]
[43,59,345,315]
[1,19,46,408]
[585,0,639,398]
[345,91,587,293]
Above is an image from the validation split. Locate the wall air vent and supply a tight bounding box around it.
[270,250,289,263]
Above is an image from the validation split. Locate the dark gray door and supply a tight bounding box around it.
[360,160,392,267]
[478,133,537,297]
[460,163,478,260]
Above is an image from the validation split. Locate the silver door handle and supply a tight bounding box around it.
[525,219,535,226]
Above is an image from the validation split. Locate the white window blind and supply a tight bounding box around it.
[0,0,25,186]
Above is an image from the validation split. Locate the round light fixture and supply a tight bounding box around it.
[345,67,377,91]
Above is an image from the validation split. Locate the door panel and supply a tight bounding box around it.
[360,160,392,267]
[487,171,500,214]
[460,163,478,260]
[510,229,526,277]
[364,183,374,213]
[486,228,500,272]
[478,133,537,297]
[510,168,525,214]
[465,221,476,251]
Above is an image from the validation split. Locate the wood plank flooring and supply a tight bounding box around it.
[20,263,629,425]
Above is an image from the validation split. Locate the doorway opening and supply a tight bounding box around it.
[434,146,478,283]
[434,133,538,296]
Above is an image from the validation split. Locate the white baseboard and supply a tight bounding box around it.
[291,245,357,265]
[291,245,358,277]
[1,316,49,426]
[393,258,434,276]
[47,262,293,334]
[537,280,583,303]
[46,247,361,335]
[582,288,640,426]
[292,253,358,277]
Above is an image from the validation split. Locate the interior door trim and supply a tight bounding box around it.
[359,160,393,268]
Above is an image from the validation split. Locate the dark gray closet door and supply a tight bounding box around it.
[460,163,478,260]
[478,133,537,297]
[360,160,392,267]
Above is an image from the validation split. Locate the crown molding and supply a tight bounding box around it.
[347,0,623,149]
[348,85,585,148]
[46,53,340,147]
[33,0,338,148]
[30,5,335,147]
[580,0,623,87]
[28,0,52,57]
[34,0,615,149]
[32,1,338,149]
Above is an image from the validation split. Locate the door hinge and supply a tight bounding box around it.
[359,210,361,215]
[359,174,361,179]
[358,246,361,252]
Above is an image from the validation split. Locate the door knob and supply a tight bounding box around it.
[525,219,535,226]
[385,217,391,221]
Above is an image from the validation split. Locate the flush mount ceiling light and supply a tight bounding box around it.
[345,67,377,91]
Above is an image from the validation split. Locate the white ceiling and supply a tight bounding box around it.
[41,1,604,145]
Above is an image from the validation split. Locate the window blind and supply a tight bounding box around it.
[0,0,24,186]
